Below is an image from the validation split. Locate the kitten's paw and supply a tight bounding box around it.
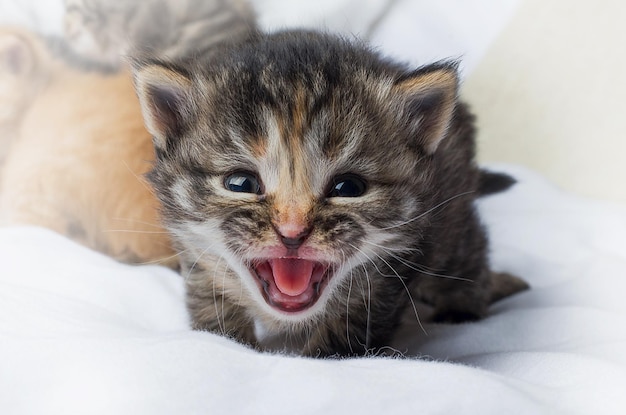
[430,272,529,324]
[489,271,530,304]
[430,309,483,324]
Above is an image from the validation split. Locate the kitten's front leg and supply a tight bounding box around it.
[302,320,369,358]
[302,283,408,357]
[413,211,528,323]
[424,269,529,323]
[184,262,257,347]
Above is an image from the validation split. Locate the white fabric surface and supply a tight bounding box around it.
[2,165,626,414]
[255,0,521,74]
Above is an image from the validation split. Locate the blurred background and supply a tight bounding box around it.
[1,0,625,206]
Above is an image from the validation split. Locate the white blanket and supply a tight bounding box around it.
[2,164,625,414]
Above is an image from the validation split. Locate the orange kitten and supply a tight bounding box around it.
[0,27,49,169]
[0,28,176,267]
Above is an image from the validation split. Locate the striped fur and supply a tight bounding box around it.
[61,0,257,70]
[133,30,528,357]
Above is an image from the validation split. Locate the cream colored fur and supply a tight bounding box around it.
[0,28,176,267]
[0,27,49,168]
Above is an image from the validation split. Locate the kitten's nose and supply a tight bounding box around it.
[275,225,313,250]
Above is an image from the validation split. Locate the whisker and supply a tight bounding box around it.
[349,243,427,336]
[133,248,188,266]
[235,264,246,310]
[379,191,475,231]
[109,216,165,229]
[392,254,472,283]
[372,253,428,336]
[359,262,372,350]
[122,160,154,194]
[212,256,225,335]
[345,250,354,355]
[221,258,229,335]
[360,240,422,254]
[185,242,217,283]
[362,240,472,283]
[101,229,172,234]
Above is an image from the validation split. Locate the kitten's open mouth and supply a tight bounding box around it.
[252,259,330,313]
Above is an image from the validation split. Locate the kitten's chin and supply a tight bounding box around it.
[251,259,330,314]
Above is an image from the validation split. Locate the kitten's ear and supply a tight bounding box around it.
[0,33,35,76]
[132,63,193,150]
[393,63,459,154]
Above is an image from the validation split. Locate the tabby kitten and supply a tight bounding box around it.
[62,0,256,70]
[132,30,528,357]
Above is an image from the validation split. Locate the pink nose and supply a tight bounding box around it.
[275,224,313,250]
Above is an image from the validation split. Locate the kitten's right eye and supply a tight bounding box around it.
[224,172,263,195]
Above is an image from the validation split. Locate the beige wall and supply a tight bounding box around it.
[463,0,626,205]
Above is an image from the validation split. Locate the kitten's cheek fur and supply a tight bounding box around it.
[174,218,340,322]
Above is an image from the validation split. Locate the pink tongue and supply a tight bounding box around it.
[270,258,314,296]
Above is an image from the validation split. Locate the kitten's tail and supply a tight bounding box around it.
[478,170,516,196]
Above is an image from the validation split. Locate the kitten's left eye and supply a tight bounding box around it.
[224,172,263,195]
[327,175,367,198]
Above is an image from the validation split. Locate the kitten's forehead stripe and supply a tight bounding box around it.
[263,105,315,230]
[249,131,267,158]
[287,85,311,186]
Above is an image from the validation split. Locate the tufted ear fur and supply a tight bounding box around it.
[132,63,193,150]
[393,63,459,154]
